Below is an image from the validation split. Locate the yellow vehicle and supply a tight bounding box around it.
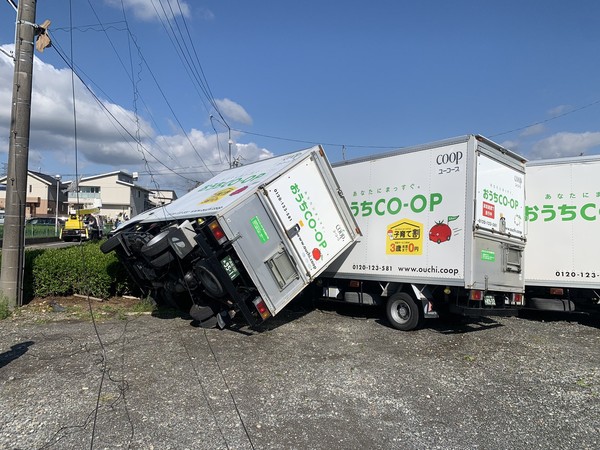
[60,208,103,242]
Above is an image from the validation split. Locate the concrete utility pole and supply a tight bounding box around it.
[0,0,37,309]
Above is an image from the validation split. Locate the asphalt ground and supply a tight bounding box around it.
[1,300,599,450]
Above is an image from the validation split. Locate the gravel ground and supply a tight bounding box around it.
[1,301,599,449]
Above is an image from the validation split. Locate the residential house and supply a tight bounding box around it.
[64,171,152,221]
[0,170,66,218]
[149,189,178,207]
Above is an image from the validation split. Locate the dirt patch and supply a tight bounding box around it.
[11,295,154,323]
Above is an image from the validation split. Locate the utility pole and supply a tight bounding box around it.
[0,0,37,309]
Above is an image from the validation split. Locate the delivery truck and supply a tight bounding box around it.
[101,146,359,328]
[316,135,527,330]
[524,155,600,313]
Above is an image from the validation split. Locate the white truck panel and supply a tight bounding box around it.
[130,149,312,224]
[475,153,525,238]
[264,156,357,277]
[325,135,526,291]
[327,141,468,281]
[525,156,600,287]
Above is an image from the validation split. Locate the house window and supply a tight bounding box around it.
[80,186,100,194]
[29,184,32,193]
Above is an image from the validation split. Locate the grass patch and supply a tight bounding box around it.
[0,298,10,320]
[576,378,591,388]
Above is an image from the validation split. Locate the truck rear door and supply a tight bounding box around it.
[263,153,358,279]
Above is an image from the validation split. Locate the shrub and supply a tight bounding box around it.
[0,297,10,320]
[31,242,137,299]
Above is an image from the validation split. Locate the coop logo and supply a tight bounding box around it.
[436,151,463,165]
[514,175,523,187]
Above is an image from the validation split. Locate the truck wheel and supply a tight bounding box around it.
[386,293,422,331]
[194,263,225,298]
[100,234,122,253]
[190,303,217,322]
[197,315,218,329]
[141,228,173,257]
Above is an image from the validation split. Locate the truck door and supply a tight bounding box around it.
[471,148,526,291]
[263,155,357,278]
[222,194,309,316]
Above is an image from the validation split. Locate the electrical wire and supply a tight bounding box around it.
[80,2,211,178]
[488,99,600,139]
[50,41,200,185]
[120,0,163,196]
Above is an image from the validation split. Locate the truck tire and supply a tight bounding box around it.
[190,303,217,322]
[386,293,422,331]
[197,315,218,329]
[100,234,122,253]
[141,229,173,257]
[194,263,225,298]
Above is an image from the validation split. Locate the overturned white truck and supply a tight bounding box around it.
[101,146,359,328]
[316,135,527,330]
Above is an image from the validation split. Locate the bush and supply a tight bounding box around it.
[0,297,9,320]
[31,242,137,299]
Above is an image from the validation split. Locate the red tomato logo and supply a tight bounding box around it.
[229,186,248,196]
[312,248,322,260]
[429,221,452,244]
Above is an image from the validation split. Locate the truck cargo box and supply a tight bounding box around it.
[524,155,600,313]
[318,135,527,330]
[102,146,359,328]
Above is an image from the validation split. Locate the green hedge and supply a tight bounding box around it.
[30,242,137,299]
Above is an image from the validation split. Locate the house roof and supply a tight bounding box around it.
[63,170,152,193]
[0,170,61,186]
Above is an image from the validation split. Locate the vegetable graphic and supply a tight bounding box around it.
[429,216,458,244]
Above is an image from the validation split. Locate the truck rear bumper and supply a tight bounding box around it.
[449,304,518,317]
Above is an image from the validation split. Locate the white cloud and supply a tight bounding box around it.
[519,124,545,137]
[137,130,273,193]
[0,44,271,195]
[104,0,193,22]
[547,105,571,117]
[499,140,520,152]
[530,131,600,159]
[214,98,253,125]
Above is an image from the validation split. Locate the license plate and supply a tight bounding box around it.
[221,255,240,280]
[484,295,496,306]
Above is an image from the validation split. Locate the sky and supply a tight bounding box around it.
[1,0,599,196]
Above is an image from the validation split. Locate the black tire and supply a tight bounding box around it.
[100,234,122,253]
[141,228,173,257]
[190,304,217,322]
[198,315,218,329]
[386,292,422,331]
[194,263,225,298]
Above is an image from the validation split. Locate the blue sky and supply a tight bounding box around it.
[1,0,599,195]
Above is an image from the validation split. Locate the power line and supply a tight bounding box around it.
[489,99,600,139]
[50,41,201,185]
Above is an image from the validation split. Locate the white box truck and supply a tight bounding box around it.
[101,146,359,328]
[524,155,600,313]
[316,135,527,330]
